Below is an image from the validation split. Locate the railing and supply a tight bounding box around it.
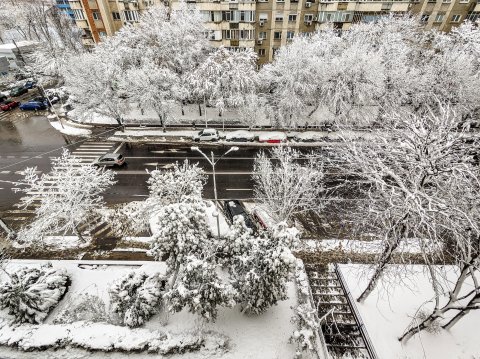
[334,264,379,359]
[302,263,332,359]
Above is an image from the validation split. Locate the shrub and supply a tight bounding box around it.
[53,293,109,324]
[0,263,70,324]
[109,271,166,328]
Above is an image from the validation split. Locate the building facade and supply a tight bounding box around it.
[67,0,479,64]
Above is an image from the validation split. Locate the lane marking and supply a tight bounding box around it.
[114,170,253,175]
[122,156,255,160]
[225,188,253,191]
[113,142,124,154]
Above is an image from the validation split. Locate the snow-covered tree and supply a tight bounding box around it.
[146,160,206,211]
[165,255,236,321]
[14,149,115,245]
[337,104,479,303]
[0,263,69,324]
[253,147,324,223]
[149,200,209,277]
[109,271,167,328]
[188,46,258,126]
[230,221,299,314]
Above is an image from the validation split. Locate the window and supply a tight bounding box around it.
[304,14,314,22]
[275,13,284,21]
[221,30,255,40]
[112,12,121,21]
[258,49,266,57]
[259,31,267,39]
[259,13,268,22]
[434,13,444,22]
[277,0,285,2]
[72,9,85,20]
[124,10,139,22]
[288,14,297,21]
[287,31,295,39]
[459,0,469,3]
[451,14,461,22]
[274,31,282,39]
[420,14,430,22]
[92,12,100,20]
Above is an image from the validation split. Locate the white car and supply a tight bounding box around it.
[258,132,287,143]
[192,128,220,142]
[225,130,255,142]
[294,132,325,142]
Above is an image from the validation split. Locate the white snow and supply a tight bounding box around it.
[299,239,424,254]
[0,259,298,358]
[204,200,230,237]
[49,120,92,136]
[12,236,88,250]
[340,264,480,359]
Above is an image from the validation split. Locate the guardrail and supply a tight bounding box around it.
[334,263,379,359]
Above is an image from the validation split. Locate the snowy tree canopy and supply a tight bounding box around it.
[147,160,206,209]
[0,263,70,324]
[14,149,116,245]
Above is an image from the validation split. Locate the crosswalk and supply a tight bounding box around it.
[1,141,121,240]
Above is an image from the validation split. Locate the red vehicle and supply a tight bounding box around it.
[0,100,19,111]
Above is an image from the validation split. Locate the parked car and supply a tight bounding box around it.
[32,96,59,105]
[0,100,19,111]
[10,86,28,97]
[223,200,257,233]
[23,80,37,89]
[258,132,287,143]
[19,101,47,111]
[92,153,126,168]
[225,130,255,142]
[0,94,7,102]
[192,128,220,142]
[293,132,325,142]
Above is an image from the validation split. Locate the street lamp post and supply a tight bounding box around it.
[191,145,239,238]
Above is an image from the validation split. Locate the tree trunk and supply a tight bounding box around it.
[399,311,442,342]
[74,225,86,243]
[198,103,202,117]
[0,217,15,238]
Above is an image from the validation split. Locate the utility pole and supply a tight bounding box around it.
[191,145,239,237]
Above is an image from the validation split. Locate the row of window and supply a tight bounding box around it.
[421,13,462,22]
[202,10,256,22]
[259,13,315,21]
[222,29,256,39]
[72,9,139,22]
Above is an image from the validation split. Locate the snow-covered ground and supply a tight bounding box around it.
[0,260,298,359]
[49,120,92,137]
[299,239,425,254]
[340,264,480,359]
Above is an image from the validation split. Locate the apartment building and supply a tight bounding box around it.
[68,0,479,63]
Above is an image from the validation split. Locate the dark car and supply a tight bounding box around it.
[0,94,7,102]
[10,86,28,97]
[19,101,47,111]
[0,100,19,111]
[23,80,37,89]
[224,200,257,233]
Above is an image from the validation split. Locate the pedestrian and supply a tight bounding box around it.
[192,121,196,130]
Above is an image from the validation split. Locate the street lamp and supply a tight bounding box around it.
[191,146,239,238]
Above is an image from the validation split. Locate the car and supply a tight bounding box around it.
[23,80,37,89]
[9,86,28,97]
[258,132,287,143]
[19,101,47,111]
[293,132,325,142]
[225,130,255,142]
[0,94,7,102]
[32,96,59,105]
[224,200,257,233]
[92,153,126,168]
[0,100,19,111]
[192,128,220,142]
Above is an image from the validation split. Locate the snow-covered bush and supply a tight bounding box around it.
[217,216,254,263]
[104,201,150,237]
[165,255,236,321]
[109,271,166,328]
[0,264,70,324]
[53,293,109,324]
